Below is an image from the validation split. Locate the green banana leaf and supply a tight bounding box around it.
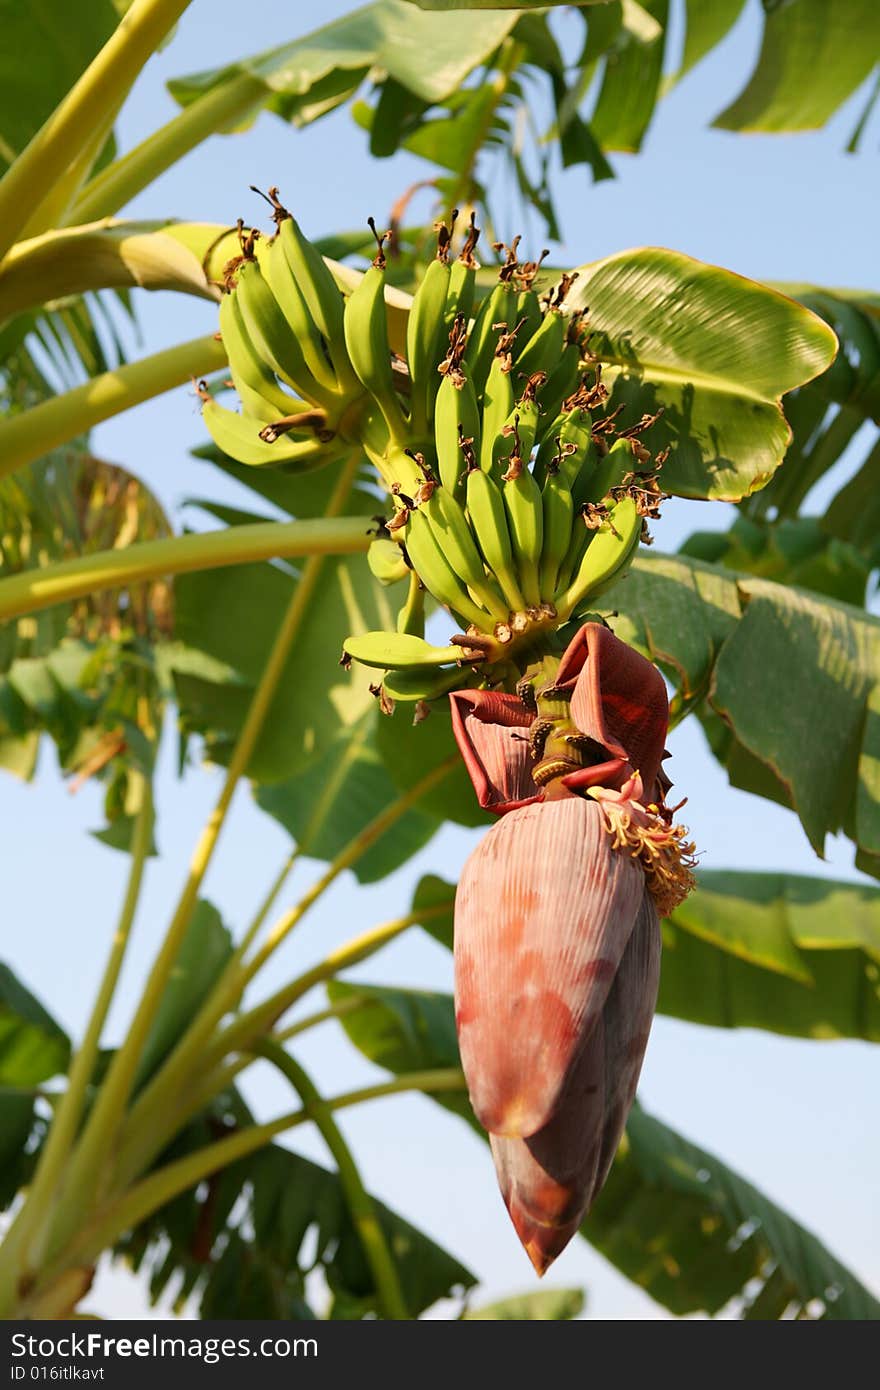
[169,464,396,784]
[606,554,880,873]
[564,249,838,502]
[714,0,880,135]
[132,901,233,1090]
[115,1086,475,1319]
[587,1103,880,1319]
[0,1086,38,1209]
[464,1288,585,1319]
[660,870,880,1040]
[590,0,667,154]
[0,961,70,1086]
[167,1,520,123]
[326,980,879,1319]
[255,708,442,883]
[679,516,871,608]
[403,0,878,151]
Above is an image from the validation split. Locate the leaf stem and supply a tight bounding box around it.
[46,1070,466,1286]
[42,468,361,1260]
[71,75,267,224]
[117,904,447,1180]
[236,848,301,960]
[0,336,226,483]
[256,1042,409,1320]
[0,516,371,624]
[242,756,457,978]
[0,0,194,265]
[108,457,365,1179]
[274,995,366,1045]
[0,779,153,1303]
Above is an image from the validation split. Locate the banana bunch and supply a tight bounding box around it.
[199,197,667,705]
[341,237,668,705]
[202,190,367,472]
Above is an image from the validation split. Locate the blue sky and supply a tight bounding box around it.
[3,0,879,1319]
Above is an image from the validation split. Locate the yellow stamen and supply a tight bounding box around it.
[597,801,697,916]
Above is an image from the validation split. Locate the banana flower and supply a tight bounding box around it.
[450,623,695,1272]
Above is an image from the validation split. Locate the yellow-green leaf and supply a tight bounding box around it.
[564,249,838,501]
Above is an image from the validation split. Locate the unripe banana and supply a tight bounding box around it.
[407,255,451,436]
[539,464,575,600]
[275,209,357,388]
[464,282,516,392]
[536,344,581,431]
[514,309,565,385]
[396,569,426,637]
[445,213,479,330]
[555,435,637,589]
[515,289,543,354]
[574,435,635,510]
[256,234,339,399]
[554,496,642,619]
[419,486,509,621]
[343,630,462,670]
[382,663,471,704]
[465,465,527,612]
[403,507,490,629]
[343,226,408,440]
[234,258,330,410]
[202,397,339,470]
[499,423,543,607]
[434,373,481,494]
[446,254,475,331]
[368,537,409,586]
[533,410,592,489]
[480,356,515,472]
[218,292,296,423]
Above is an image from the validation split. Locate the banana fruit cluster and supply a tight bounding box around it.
[203,195,668,705]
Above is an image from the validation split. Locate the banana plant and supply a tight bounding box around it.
[0,0,877,1322]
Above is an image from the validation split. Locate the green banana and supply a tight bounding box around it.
[500,419,544,607]
[406,253,451,436]
[539,456,575,600]
[434,373,481,494]
[554,496,642,618]
[479,355,515,473]
[536,345,582,432]
[464,281,516,392]
[514,309,565,385]
[574,435,635,510]
[403,507,490,629]
[234,257,330,410]
[367,536,409,586]
[343,630,462,670]
[554,436,636,588]
[201,397,338,470]
[465,465,526,612]
[275,208,357,389]
[446,253,476,331]
[515,289,543,353]
[382,663,472,703]
[419,485,509,621]
[256,233,339,400]
[533,410,592,490]
[396,568,426,637]
[218,292,297,423]
[342,224,408,440]
[445,212,479,330]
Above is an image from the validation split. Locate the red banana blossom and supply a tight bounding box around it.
[450,623,695,1274]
